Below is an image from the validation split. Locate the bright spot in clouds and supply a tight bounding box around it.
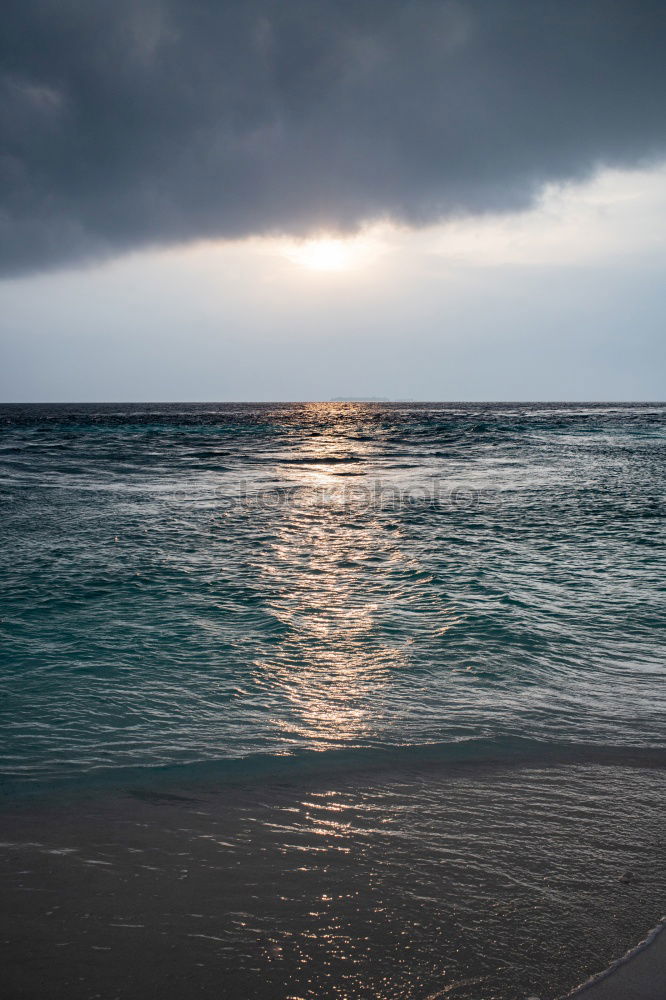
[282,234,383,272]
[274,162,666,278]
[291,238,348,270]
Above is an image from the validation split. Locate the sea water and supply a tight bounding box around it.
[1,402,665,999]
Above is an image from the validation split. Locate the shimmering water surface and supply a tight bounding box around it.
[2,764,665,1000]
[1,402,664,784]
[1,402,665,1000]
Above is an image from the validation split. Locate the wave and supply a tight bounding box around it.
[3,736,664,804]
[274,454,363,465]
[564,916,666,998]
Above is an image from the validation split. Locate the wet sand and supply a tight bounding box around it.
[1,761,665,1000]
[562,919,666,999]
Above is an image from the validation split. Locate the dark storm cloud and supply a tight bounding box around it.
[1,0,666,274]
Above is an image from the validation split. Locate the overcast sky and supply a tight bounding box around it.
[1,0,665,401]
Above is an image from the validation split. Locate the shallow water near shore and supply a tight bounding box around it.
[1,402,665,998]
[2,760,666,1000]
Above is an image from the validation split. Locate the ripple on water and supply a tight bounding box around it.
[0,402,664,783]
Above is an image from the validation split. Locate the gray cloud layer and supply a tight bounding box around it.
[2,0,666,275]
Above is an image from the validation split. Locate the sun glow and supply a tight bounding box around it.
[282,232,384,273]
[294,238,350,271]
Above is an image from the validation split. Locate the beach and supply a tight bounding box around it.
[563,919,665,999]
[2,756,665,1000]
[3,0,666,991]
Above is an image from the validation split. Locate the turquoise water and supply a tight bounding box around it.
[1,402,665,791]
[2,402,666,1000]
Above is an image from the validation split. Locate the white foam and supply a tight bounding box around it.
[562,917,666,998]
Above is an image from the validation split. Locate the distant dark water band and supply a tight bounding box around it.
[3,736,665,805]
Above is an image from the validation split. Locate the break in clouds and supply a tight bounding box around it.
[2,0,666,275]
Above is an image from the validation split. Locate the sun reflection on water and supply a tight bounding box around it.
[231,402,467,754]
[250,410,411,747]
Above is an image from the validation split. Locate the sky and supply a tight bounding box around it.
[1,0,665,401]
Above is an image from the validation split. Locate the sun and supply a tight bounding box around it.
[285,237,352,272]
[279,228,387,273]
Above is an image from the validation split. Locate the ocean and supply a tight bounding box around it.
[1,401,665,999]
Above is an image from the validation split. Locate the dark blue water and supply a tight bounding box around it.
[1,402,665,791]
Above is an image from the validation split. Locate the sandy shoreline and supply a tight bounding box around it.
[561,918,666,999]
[1,762,665,999]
